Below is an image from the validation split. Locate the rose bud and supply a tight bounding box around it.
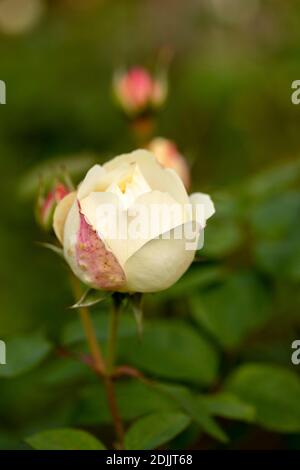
[147,137,191,190]
[53,150,215,293]
[36,181,70,231]
[113,67,168,117]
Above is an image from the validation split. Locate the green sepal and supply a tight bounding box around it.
[37,241,64,259]
[130,293,144,338]
[70,288,112,309]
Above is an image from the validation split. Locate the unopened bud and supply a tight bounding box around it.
[36,180,70,231]
[113,67,168,117]
[147,137,191,190]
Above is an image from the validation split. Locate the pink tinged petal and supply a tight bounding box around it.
[40,183,70,229]
[41,190,56,224]
[75,210,126,291]
[169,154,190,191]
[54,183,70,201]
[148,138,191,190]
[128,68,153,106]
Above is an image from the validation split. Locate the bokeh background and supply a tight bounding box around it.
[1,0,300,450]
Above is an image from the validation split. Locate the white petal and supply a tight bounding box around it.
[124,221,199,293]
[104,149,190,206]
[125,190,189,262]
[80,189,189,268]
[77,164,106,200]
[189,192,215,226]
[63,199,86,283]
[106,163,151,209]
[80,191,128,267]
[53,191,77,244]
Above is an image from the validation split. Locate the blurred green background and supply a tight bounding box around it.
[1,0,300,450]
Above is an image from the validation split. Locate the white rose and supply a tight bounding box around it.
[53,150,215,293]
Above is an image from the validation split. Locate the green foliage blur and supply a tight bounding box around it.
[1,0,300,450]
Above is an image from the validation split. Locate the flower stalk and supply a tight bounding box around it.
[107,294,122,375]
[103,376,125,449]
[104,293,125,448]
[70,275,124,448]
[69,275,106,375]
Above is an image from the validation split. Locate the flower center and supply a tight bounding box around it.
[118,174,133,193]
[107,164,151,209]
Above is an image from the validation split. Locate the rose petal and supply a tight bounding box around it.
[124,221,199,293]
[189,192,215,226]
[53,191,76,244]
[80,189,190,268]
[75,210,126,291]
[104,150,190,206]
[80,191,128,266]
[125,190,190,262]
[77,164,106,200]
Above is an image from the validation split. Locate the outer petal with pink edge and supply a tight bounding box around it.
[63,199,126,291]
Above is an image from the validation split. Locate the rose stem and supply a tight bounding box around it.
[69,276,124,448]
[69,275,106,374]
[104,294,125,448]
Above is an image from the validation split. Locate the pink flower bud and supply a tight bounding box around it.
[113,67,168,116]
[148,137,191,190]
[36,181,70,231]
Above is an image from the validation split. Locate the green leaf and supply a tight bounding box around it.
[154,383,228,443]
[157,266,227,300]
[225,364,300,433]
[250,192,300,281]
[70,288,112,309]
[199,392,255,422]
[26,428,106,450]
[61,312,136,346]
[0,331,52,378]
[119,320,219,386]
[190,271,271,349]
[242,158,300,200]
[254,236,300,282]
[250,191,300,239]
[125,412,191,450]
[202,218,243,258]
[75,380,178,426]
[40,358,90,387]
